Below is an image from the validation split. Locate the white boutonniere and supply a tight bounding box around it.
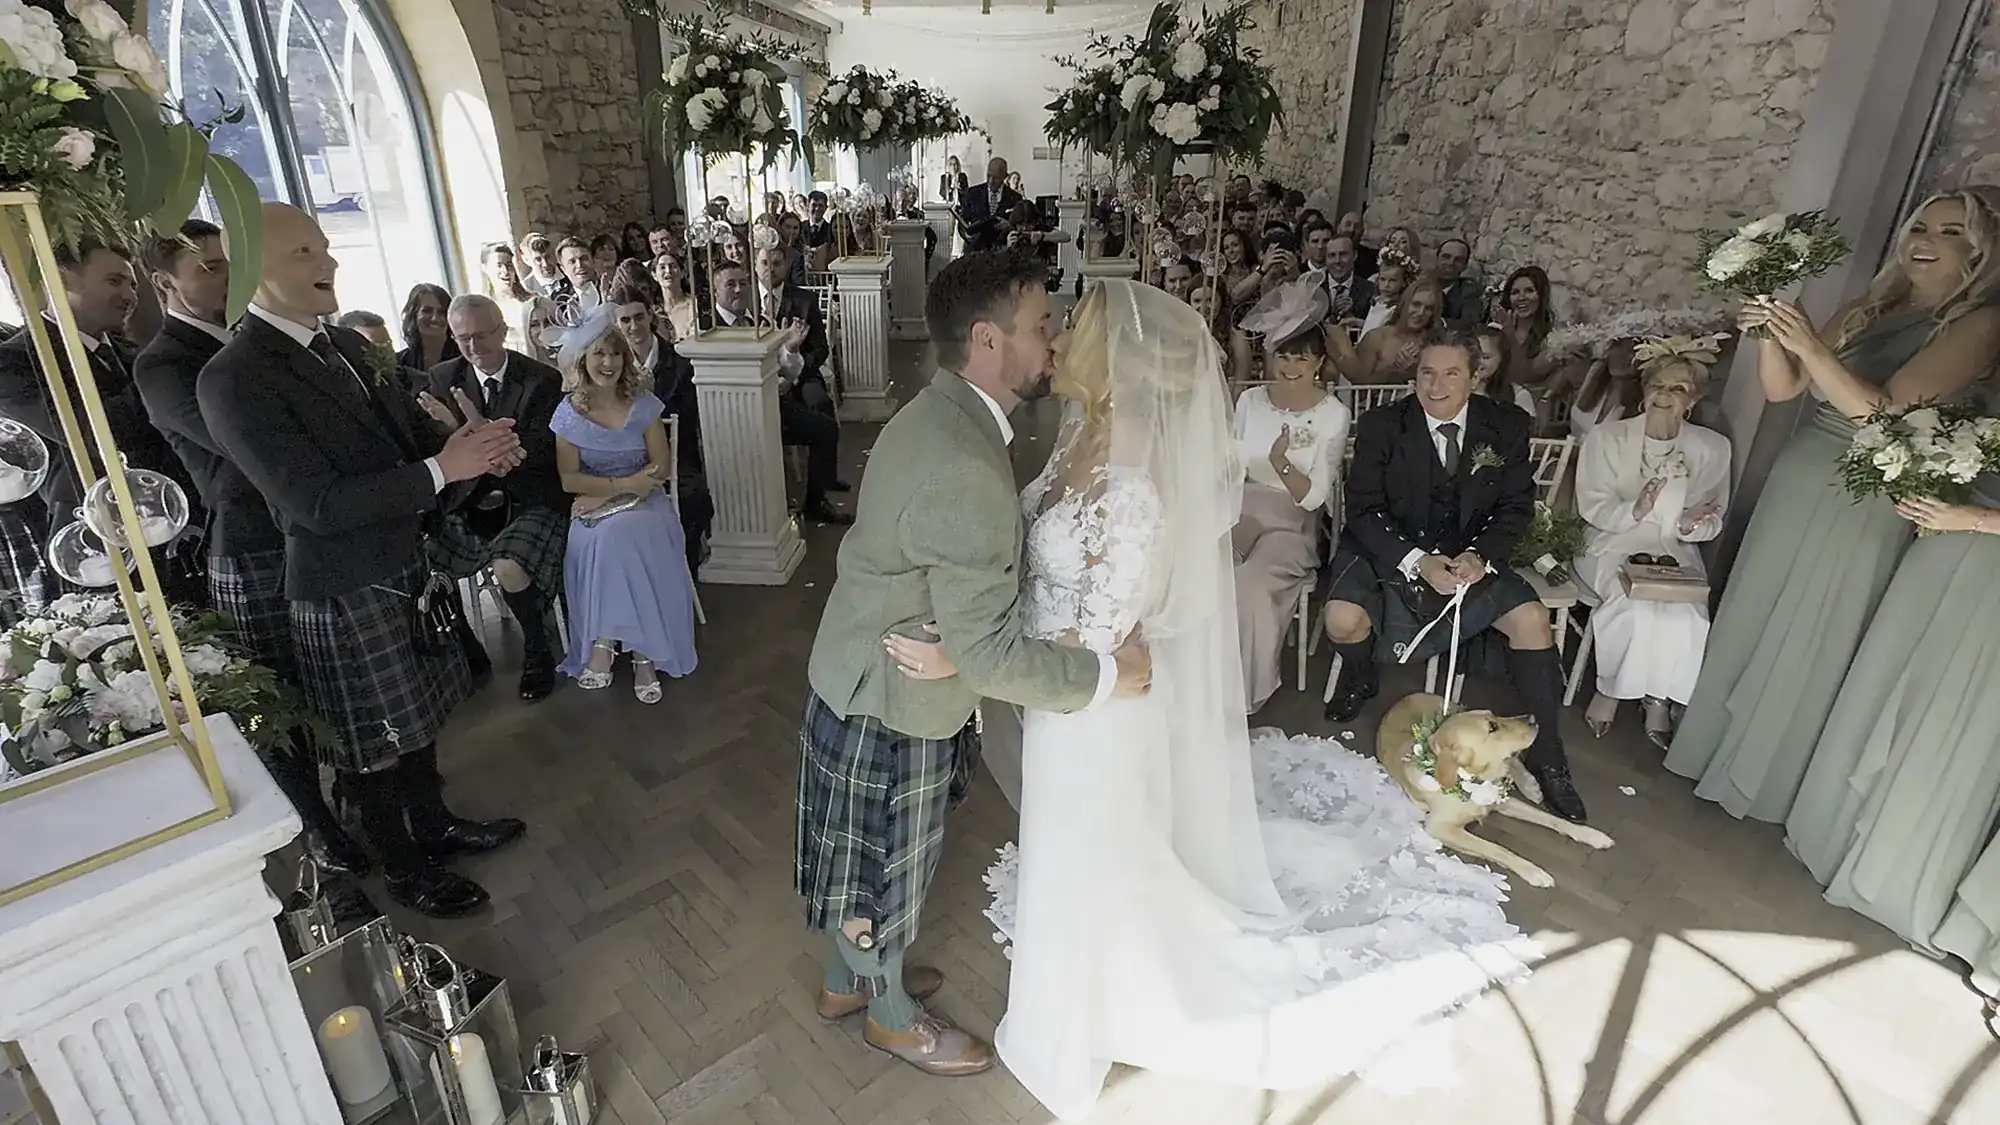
[1469,444,1503,475]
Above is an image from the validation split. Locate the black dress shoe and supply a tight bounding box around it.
[829,479,853,492]
[1531,763,1589,824]
[420,816,526,859]
[517,659,556,703]
[305,825,373,878]
[383,865,490,919]
[1323,678,1378,724]
[803,503,854,526]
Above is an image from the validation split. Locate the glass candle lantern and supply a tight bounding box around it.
[0,417,49,505]
[385,945,524,1125]
[520,1036,597,1125]
[287,914,409,1124]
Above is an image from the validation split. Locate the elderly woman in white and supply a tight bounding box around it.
[1573,335,1732,746]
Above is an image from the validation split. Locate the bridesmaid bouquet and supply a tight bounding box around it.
[1836,402,2000,531]
[1700,211,1852,298]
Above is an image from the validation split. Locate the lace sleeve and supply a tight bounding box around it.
[1073,472,1165,651]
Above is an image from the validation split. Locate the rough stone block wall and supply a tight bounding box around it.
[1242,0,1358,192]
[1919,1,2000,195]
[492,0,653,237]
[1247,0,1834,319]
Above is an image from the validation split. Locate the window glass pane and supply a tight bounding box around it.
[151,0,292,204]
[262,0,446,339]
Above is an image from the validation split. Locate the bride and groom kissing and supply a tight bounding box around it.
[795,253,1538,1119]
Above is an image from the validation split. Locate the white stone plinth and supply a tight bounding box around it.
[1057,199,1088,281]
[830,255,894,423]
[887,220,931,341]
[0,714,340,1125]
[921,202,957,280]
[681,327,806,585]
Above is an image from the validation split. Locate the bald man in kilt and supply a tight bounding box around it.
[199,204,528,918]
[796,252,1151,1076]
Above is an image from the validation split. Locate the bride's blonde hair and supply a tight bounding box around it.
[1057,284,1113,429]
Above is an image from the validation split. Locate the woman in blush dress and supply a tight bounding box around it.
[1668,187,2000,821]
[1572,336,1730,746]
[550,305,699,703]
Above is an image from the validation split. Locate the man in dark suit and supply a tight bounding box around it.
[134,220,367,876]
[1336,211,1379,278]
[1318,325,1587,823]
[607,286,712,572]
[0,237,199,610]
[413,294,569,702]
[755,246,835,417]
[199,202,527,918]
[956,157,1023,253]
[1325,234,1375,323]
[1435,238,1485,328]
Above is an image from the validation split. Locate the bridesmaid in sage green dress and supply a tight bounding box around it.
[1666,188,2000,823]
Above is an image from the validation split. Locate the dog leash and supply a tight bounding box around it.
[1396,565,1490,715]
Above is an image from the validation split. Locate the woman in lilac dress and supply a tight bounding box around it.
[551,305,698,701]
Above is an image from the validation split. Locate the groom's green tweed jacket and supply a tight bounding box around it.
[808,370,1101,739]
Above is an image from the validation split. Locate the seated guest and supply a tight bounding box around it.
[707,259,850,524]
[518,232,562,296]
[1328,274,1444,384]
[610,257,663,314]
[607,286,712,572]
[548,236,604,324]
[479,242,559,363]
[134,220,367,875]
[1337,211,1378,277]
[1004,200,1065,273]
[646,221,677,264]
[1565,337,1644,442]
[200,203,526,917]
[550,305,699,703]
[412,294,570,702]
[802,191,835,269]
[1229,235,1303,381]
[1320,325,1586,821]
[1220,228,1262,307]
[1188,282,1229,347]
[1473,324,1538,416]
[1498,266,1559,393]
[619,222,651,265]
[1322,234,1374,324]
[1434,238,1484,327]
[1360,250,1413,335]
[336,309,393,347]
[650,252,698,343]
[589,233,620,286]
[1381,225,1421,268]
[776,212,811,288]
[0,236,197,610]
[754,246,836,418]
[396,283,459,371]
[1233,284,1349,712]
[1573,336,1729,746]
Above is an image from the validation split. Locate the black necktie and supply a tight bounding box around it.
[1436,421,1462,476]
[483,375,502,410]
[93,340,126,382]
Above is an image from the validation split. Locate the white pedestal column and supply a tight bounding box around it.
[1080,255,1142,290]
[0,715,340,1125]
[921,202,957,280]
[681,327,805,585]
[829,254,894,423]
[1056,199,1087,282]
[887,220,931,341]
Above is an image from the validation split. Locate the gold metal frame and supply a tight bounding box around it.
[0,191,231,908]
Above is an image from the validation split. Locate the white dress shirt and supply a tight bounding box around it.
[714,304,804,379]
[1234,386,1348,512]
[166,308,231,345]
[41,309,102,352]
[1397,402,1471,578]
[471,357,508,411]
[249,304,446,492]
[963,376,1116,708]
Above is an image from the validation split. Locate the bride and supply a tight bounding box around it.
[889,280,1535,1119]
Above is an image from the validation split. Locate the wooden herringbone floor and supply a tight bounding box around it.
[384,347,2000,1125]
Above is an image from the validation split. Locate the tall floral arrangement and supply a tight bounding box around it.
[645,7,800,173]
[0,1,264,316]
[1045,1,1281,174]
[895,82,972,145]
[0,593,332,781]
[805,64,899,151]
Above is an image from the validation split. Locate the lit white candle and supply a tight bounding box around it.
[74,555,117,586]
[317,1006,393,1106]
[448,1032,505,1125]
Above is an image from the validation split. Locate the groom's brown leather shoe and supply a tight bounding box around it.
[815,965,945,1020]
[865,1012,996,1076]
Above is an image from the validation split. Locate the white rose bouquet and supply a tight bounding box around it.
[1836,401,2000,533]
[805,64,902,151]
[1700,210,1852,303]
[0,593,332,781]
[647,28,798,172]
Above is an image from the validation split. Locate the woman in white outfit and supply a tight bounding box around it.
[1572,335,1731,745]
[889,281,1535,1121]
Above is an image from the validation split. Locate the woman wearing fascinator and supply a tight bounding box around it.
[1232,281,1352,711]
[1572,334,1731,745]
[549,304,699,703]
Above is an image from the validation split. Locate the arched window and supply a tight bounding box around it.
[141,0,453,338]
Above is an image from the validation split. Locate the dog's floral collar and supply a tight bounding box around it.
[1406,709,1509,805]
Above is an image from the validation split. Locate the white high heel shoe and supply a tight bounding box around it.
[631,656,662,705]
[578,640,617,690]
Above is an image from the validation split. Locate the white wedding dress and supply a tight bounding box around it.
[984,454,1540,1120]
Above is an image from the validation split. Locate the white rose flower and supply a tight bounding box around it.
[666,54,689,83]
[1851,422,1890,450]
[1150,102,1202,145]
[728,70,740,83]
[50,127,94,169]
[738,95,758,119]
[687,97,715,132]
[825,82,848,103]
[65,622,129,659]
[19,690,46,721]
[1148,77,1164,103]
[23,659,65,693]
[1207,64,1221,78]
[0,0,78,80]
[876,90,892,108]
[1119,72,1154,111]
[1704,236,1759,282]
[1737,213,1786,240]
[110,30,168,97]
[693,63,709,79]
[1871,442,1912,481]
[861,107,883,135]
[65,0,128,42]
[1974,417,2000,443]
[1172,39,1207,81]
[1902,407,1943,434]
[181,644,231,676]
[1466,779,1504,806]
[703,54,720,69]
[1414,771,1442,792]
[742,68,766,89]
[1784,230,1812,259]
[846,88,861,105]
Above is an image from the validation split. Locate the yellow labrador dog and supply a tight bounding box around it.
[1377,693,1614,888]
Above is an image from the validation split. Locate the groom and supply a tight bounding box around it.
[797,251,1152,1076]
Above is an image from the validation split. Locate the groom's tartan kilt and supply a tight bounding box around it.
[794,691,980,956]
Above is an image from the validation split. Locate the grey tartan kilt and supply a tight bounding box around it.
[207,546,295,680]
[290,562,471,772]
[425,505,567,596]
[794,691,980,956]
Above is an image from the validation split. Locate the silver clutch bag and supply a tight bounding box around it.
[575,491,646,525]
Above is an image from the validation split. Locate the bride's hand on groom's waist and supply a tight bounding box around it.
[886,628,957,680]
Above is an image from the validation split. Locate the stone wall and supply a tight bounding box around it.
[1242,0,1358,194]
[1246,0,1836,319]
[1919,0,2000,193]
[491,0,653,236]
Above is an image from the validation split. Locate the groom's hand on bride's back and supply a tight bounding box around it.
[1112,632,1152,698]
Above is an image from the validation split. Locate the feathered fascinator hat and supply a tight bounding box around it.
[1236,276,1330,348]
[1633,332,1729,374]
[556,303,622,373]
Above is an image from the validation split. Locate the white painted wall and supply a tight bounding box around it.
[820,1,1152,198]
